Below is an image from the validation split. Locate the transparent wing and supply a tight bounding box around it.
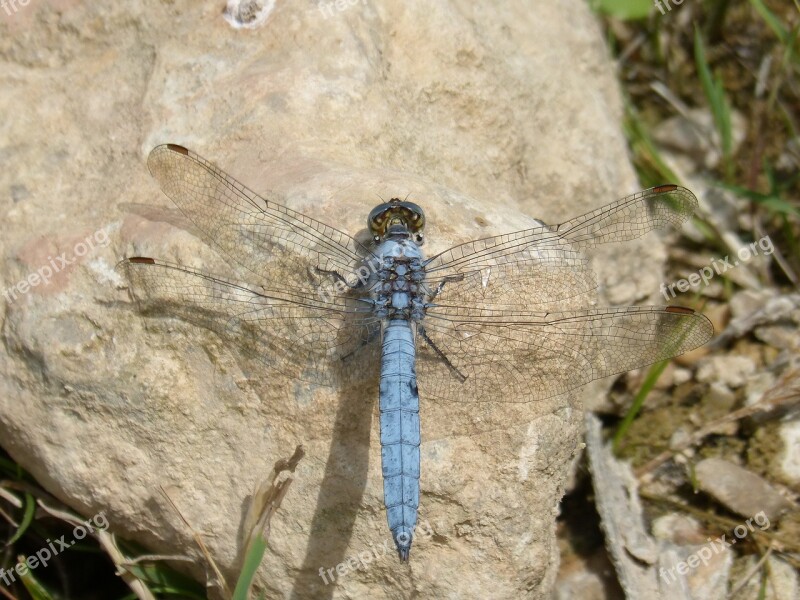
[417,304,713,404]
[119,257,381,388]
[424,185,697,309]
[146,144,372,294]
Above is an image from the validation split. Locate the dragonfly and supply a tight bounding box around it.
[119,144,714,561]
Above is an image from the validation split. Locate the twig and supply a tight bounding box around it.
[636,368,800,476]
[726,546,773,599]
[638,492,799,553]
[161,486,231,599]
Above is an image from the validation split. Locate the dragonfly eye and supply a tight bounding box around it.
[368,199,426,239]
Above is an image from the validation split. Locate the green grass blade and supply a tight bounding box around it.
[7,492,36,546]
[123,562,205,599]
[749,0,790,45]
[613,304,707,453]
[233,535,269,600]
[613,359,670,453]
[694,26,734,180]
[18,556,55,600]
[590,0,653,20]
[623,104,681,186]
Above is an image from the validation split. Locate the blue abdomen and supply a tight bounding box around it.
[379,319,420,561]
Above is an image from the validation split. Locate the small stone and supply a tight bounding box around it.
[745,371,776,407]
[672,367,692,386]
[668,426,694,452]
[729,555,798,600]
[652,513,704,544]
[653,362,676,390]
[683,542,733,600]
[755,324,800,351]
[694,458,795,521]
[555,549,621,600]
[729,289,774,320]
[703,302,730,334]
[764,554,799,600]
[706,382,737,412]
[652,108,747,171]
[779,421,800,486]
[696,356,756,388]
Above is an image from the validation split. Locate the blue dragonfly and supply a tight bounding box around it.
[120,144,713,561]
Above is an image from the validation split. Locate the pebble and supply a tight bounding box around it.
[729,289,775,319]
[696,355,756,388]
[694,458,795,521]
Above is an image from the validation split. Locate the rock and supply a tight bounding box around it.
[763,555,799,600]
[555,549,624,600]
[651,514,705,545]
[659,541,733,600]
[696,356,756,388]
[716,293,800,346]
[706,381,737,412]
[651,107,747,171]
[694,458,795,521]
[779,420,800,486]
[730,555,799,600]
[745,371,776,407]
[755,325,800,351]
[730,290,775,320]
[696,382,740,436]
[0,2,660,598]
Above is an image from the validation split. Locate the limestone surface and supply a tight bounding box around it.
[0,1,661,598]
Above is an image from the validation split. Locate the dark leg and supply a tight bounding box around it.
[315,265,373,291]
[315,266,350,287]
[429,274,465,301]
[340,325,380,363]
[418,325,467,382]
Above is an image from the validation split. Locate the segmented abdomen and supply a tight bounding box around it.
[379,319,420,561]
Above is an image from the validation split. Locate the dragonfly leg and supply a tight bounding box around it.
[314,265,375,290]
[429,274,465,301]
[339,326,380,362]
[418,325,467,382]
[314,265,352,286]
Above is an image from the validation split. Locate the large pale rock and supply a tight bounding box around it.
[0,1,658,598]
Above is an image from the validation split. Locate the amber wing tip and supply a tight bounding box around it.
[665,305,696,315]
[652,183,679,193]
[165,143,190,155]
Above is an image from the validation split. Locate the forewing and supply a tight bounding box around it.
[119,257,380,388]
[417,304,713,404]
[146,144,371,294]
[424,185,697,309]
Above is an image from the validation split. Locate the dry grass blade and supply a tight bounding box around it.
[231,445,305,600]
[160,486,231,598]
[726,546,774,599]
[36,501,156,600]
[241,445,305,553]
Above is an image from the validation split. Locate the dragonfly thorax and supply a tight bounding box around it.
[370,238,428,320]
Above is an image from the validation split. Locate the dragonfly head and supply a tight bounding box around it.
[368,198,425,244]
